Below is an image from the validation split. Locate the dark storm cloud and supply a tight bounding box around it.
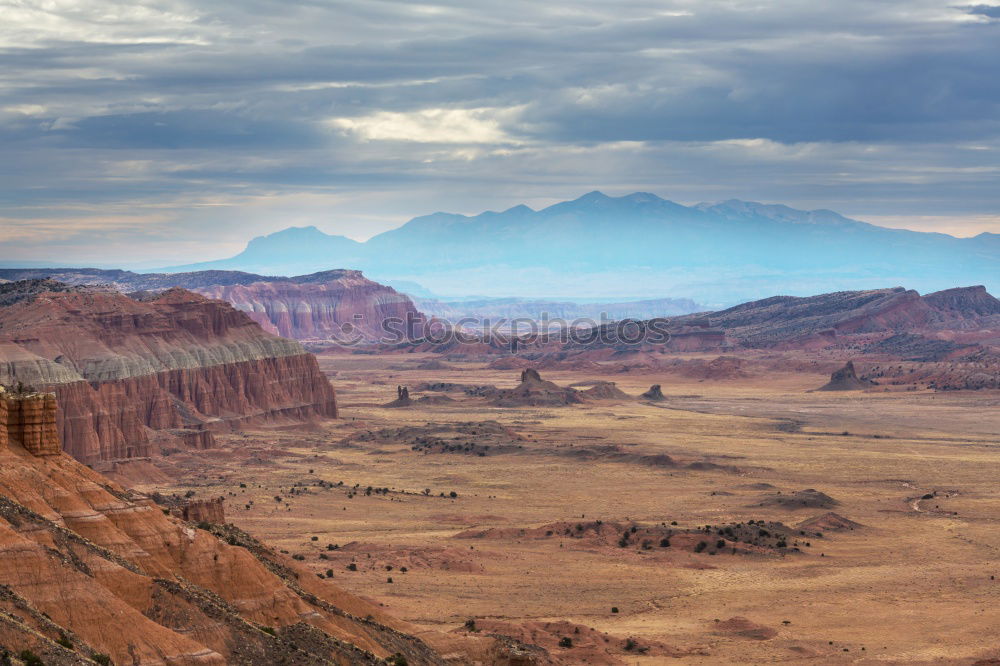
[965,4,1000,17]
[0,0,998,263]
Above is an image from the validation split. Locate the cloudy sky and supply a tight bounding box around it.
[1,0,998,266]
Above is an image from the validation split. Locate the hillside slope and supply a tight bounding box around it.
[0,390,495,665]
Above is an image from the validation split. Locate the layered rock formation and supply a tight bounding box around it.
[0,268,427,344]
[816,361,876,391]
[552,285,1000,358]
[0,387,60,456]
[0,284,337,463]
[490,370,583,407]
[194,270,422,343]
[0,393,493,665]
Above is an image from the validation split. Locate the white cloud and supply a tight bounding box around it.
[329,107,524,144]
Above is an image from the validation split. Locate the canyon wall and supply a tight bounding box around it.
[0,268,428,344]
[194,270,422,343]
[0,286,337,463]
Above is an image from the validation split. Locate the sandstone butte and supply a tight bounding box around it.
[192,270,424,343]
[0,388,512,665]
[0,286,338,464]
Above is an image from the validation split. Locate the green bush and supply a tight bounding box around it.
[18,651,43,666]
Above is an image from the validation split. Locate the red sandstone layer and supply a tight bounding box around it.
[0,400,485,664]
[194,270,422,343]
[0,288,337,463]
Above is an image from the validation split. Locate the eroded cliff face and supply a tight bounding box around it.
[0,394,491,665]
[194,270,422,343]
[0,286,337,463]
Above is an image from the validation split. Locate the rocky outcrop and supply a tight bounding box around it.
[641,384,666,401]
[178,497,226,524]
[923,285,1000,318]
[383,385,414,408]
[194,270,423,343]
[816,361,875,391]
[490,370,583,407]
[0,387,61,456]
[0,284,337,463]
[0,396,495,665]
[576,381,631,400]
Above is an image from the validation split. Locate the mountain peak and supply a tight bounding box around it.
[621,191,665,204]
[256,225,326,240]
[576,190,611,203]
[504,203,534,214]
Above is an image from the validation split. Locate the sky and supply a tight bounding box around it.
[1,0,999,266]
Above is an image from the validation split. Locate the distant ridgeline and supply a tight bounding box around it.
[148,192,999,303]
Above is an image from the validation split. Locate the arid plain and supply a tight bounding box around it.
[116,353,1000,665]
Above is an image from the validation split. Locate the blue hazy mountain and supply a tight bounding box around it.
[162,192,998,304]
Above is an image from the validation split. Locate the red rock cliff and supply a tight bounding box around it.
[0,287,337,463]
[0,389,60,456]
[194,270,423,343]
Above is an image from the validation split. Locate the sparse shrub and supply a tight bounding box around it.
[311,536,319,541]
[400,566,408,573]
[464,619,477,631]
[387,577,393,583]
[292,554,305,561]
[19,651,43,666]
[716,540,726,549]
[694,541,708,553]
[388,654,408,666]
[611,607,619,613]
[261,626,276,636]
[56,631,73,648]
[347,562,357,571]
[326,569,334,577]
[624,638,637,651]
[449,491,458,498]
[558,637,572,648]
[659,537,671,548]
[90,654,113,666]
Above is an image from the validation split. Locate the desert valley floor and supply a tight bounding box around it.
[110,353,1000,665]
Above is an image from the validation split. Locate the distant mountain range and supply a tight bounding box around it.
[157,192,998,304]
